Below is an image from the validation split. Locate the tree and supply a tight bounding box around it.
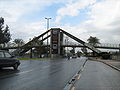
[81,47,88,55]
[13,39,25,47]
[32,39,47,57]
[87,36,100,46]
[87,36,100,56]
[70,48,75,55]
[0,17,11,46]
[77,51,82,57]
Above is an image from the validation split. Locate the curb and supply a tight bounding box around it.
[63,59,87,90]
[63,71,82,90]
[88,58,120,72]
[99,60,120,72]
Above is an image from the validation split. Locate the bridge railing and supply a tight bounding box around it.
[63,42,120,48]
[95,43,119,48]
[0,42,120,49]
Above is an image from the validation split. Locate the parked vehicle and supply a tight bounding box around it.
[0,50,20,70]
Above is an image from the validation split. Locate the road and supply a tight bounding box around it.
[75,60,120,90]
[0,57,120,90]
[0,57,86,90]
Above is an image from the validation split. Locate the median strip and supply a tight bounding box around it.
[63,59,87,90]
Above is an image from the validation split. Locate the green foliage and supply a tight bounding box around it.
[77,51,82,57]
[87,36,100,46]
[0,17,11,44]
[13,39,25,47]
[81,47,87,54]
[70,48,75,54]
[32,39,47,57]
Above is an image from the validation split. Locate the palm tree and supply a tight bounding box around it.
[87,36,100,46]
[87,36,100,56]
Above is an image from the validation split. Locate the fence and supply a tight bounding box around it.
[111,52,120,60]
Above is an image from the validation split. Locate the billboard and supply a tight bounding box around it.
[51,29,60,54]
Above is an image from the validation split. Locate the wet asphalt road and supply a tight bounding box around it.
[0,57,86,90]
[1,57,120,90]
[75,60,120,90]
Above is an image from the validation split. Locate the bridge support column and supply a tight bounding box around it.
[119,44,120,53]
[50,28,62,59]
[30,48,33,58]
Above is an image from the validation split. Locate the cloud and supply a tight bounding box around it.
[10,21,46,42]
[55,0,96,23]
[55,0,120,44]
[0,0,120,45]
[0,0,68,41]
[0,0,74,23]
[0,0,50,22]
[89,0,120,29]
[0,0,75,41]
[85,0,120,43]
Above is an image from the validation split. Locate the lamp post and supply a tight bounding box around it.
[45,17,51,57]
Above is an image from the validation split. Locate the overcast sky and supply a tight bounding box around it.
[0,0,120,44]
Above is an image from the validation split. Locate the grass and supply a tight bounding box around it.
[17,57,48,60]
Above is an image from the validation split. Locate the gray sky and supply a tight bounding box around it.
[0,0,120,44]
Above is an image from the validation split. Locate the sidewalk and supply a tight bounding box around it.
[89,57,120,71]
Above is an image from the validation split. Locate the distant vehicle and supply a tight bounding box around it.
[100,52,111,59]
[0,50,20,70]
[72,54,77,58]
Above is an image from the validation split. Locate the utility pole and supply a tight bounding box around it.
[45,17,51,57]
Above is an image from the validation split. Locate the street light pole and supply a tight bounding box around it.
[45,17,51,57]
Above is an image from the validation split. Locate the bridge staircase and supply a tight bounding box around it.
[60,29,101,54]
[18,30,51,56]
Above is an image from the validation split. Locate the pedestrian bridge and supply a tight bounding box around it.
[62,42,120,49]
[0,28,119,58]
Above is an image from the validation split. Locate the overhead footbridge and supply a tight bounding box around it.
[60,29,101,54]
[1,28,111,59]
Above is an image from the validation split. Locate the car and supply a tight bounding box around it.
[72,54,77,58]
[0,50,20,70]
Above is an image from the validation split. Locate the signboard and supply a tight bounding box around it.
[51,29,60,54]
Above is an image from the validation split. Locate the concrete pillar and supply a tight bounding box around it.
[30,48,33,58]
[119,44,120,53]
[50,28,61,59]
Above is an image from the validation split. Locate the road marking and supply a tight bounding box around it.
[70,87,75,90]
[63,59,87,90]
[77,74,81,80]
